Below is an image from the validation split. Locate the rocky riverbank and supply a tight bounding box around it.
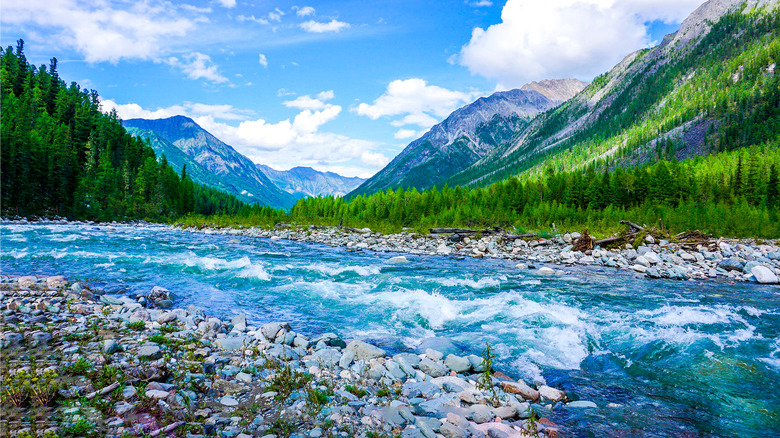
[1,275,583,438]
[180,224,780,284]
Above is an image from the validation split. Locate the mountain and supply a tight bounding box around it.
[445,0,780,188]
[122,116,296,209]
[255,165,365,199]
[349,79,587,198]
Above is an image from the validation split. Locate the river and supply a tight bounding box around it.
[1,223,778,437]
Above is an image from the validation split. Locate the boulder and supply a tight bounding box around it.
[418,358,447,377]
[345,340,386,360]
[311,348,342,368]
[538,385,565,402]
[231,313,247,332]
[752,265,779,284]
[444,354,471,374]
[261,322,291,341]
[500,380,539,401]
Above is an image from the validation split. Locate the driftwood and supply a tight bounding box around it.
[572,230,595,252]
[594,236,623,246]
[429,227,504,236]
[619,220,644,232]
[503,234,539,240]
[84,381,120,400]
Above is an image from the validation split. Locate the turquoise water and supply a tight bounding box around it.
[2,223,779,437]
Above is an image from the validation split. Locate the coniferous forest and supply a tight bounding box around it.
[1,40,245,221]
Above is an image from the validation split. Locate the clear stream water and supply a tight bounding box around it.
[2,223,779,437]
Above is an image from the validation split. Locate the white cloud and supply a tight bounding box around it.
[101,98,385,176]
[258,53,268,68]
[1,0,197,64]
[238,8,285,25]
[458,0,705,89]
[300,19,350,33]
[101,100,255,121]
[296,6,316,17]
[356,78,483,128]
[166,52,228,84]
[283,90,335,110]
[471,0,493,6]
[217,0,236,8]
[394,129,418,140]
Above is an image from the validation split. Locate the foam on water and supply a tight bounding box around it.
[307,262,381,277]
[437,276,504,289]
[3,223,779,437]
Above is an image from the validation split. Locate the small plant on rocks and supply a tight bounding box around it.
[62,357,93,375]
[126,321,145,331]
[476,342,496,398]
[345,384,367,398]
[269,365,313,400]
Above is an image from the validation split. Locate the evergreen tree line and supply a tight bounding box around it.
[1,41,246,221]
[204,142,779,238]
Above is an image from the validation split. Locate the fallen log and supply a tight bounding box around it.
[594,236,624,246]
[430,228,476,234]
[619,220,644,232]
[503,234,539,240]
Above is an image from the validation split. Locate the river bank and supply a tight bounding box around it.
[1,274,576,438]
[5,217,780,284]
[178,222,780,284]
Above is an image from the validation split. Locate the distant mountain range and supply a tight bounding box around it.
[123,116,364,209]
[349,79,588,197]
[256,165,364,200]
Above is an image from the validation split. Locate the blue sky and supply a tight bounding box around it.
[2,0,705,177]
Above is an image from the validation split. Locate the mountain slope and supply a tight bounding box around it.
[446,0,780,188]
[256,165,365,199]
[349,79,587,197]
[125,127,265,206]
[122,116,296,209]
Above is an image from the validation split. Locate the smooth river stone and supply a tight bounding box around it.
[345,340,385,360]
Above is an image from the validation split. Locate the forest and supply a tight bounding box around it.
[184,140,780,238]
[0,40,245,221]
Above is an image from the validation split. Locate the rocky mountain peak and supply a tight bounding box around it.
[520,78,589,102]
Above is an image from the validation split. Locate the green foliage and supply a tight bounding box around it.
[476,343,496,395]
[126,321,146,331]
[306,386,331,407]
[267,416,296,438]
[204,142,779,238]
[268,366,313,400]
[0,40,247,220]
[344,384,368,398]
[62,418,98,438]
[62,357,94,375]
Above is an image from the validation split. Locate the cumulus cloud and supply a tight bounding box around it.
[100,100,255,121]
[238,8,285,25]
[356,78,483,128]
[296,6,316,17]
[457,0,704,89]
[101,98,386,176]
[166,52,228,83]
[1,0,197,64]
[300,19,350,33]
[394,129,418,140]
[217,0,236,8]
[283,90,335,110]
[258,53,268,68]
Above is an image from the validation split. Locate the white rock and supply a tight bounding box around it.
[752,265,779,284]
[635,256,651,267]
[643,252,661,264]
[632,265,647,273]
[538,267,555,275]
[437,243,453,255]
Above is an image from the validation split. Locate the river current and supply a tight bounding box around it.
[1,223,779,437]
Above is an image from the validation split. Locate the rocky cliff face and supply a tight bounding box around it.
[256,165,365,199]
[123,116,296,209]
[349,79,587,197]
